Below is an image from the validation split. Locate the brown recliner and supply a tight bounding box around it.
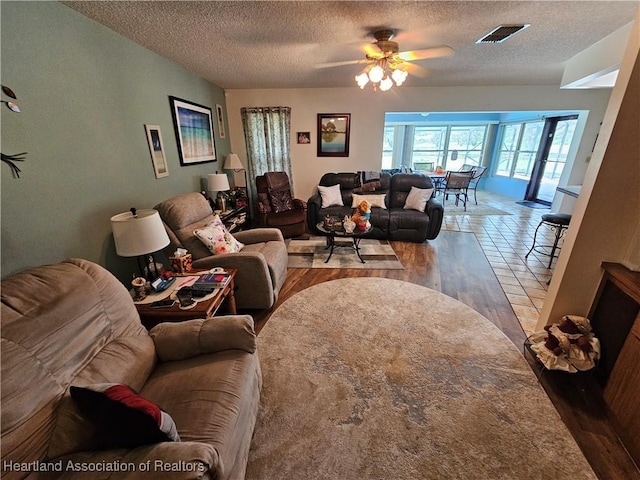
[255,171,307,238]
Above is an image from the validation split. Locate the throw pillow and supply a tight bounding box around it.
[351,193,387,209]
[70,384,180,448]
[194,215,244,255]
[269,189,294,213]
[403,186,434,212]
[317,184,344,208]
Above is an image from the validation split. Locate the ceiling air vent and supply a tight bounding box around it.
[476,24,530,44]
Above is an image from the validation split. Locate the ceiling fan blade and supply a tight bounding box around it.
[363,44,383,58]
[403,63,430,78]
[314,59,370,69]
[397,45,455,61]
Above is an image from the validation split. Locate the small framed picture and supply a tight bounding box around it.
[297,132,311,144]
[169,96,217,165]
[216,104,226,139]
[144,125,169,178]
[317,113,350,157]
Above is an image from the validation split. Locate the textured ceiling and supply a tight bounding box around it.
[63,1,638,89]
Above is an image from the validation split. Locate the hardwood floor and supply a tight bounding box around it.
[249,231,639,480]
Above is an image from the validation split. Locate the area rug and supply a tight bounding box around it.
[246,278,596,480]
[442,201,511,216]
[287,237,404,269]
[516,200,551,209]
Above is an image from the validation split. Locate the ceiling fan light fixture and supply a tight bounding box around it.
[368,64,384,83]
[392,68,408,86]
[355,72,369,89]
[379,76,393,91]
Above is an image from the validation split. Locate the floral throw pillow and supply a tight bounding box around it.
[194,215,244,255]
[269,189,294,213]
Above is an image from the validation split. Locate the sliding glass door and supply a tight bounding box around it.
[525,115,578,204]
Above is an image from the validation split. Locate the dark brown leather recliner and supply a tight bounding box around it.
[255,171,307,238]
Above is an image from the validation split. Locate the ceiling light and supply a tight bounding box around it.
[355,72,369,88]
[368,65,384,83]
[379,76,393,91]
[355,58,408,92]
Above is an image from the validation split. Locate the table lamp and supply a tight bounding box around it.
[208,172,230,212]
[224,152,247,187]
[111,208,170,279]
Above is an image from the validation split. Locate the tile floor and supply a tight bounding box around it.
[441,190,566,337]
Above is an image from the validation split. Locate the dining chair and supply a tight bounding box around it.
[468,166,487,205]
[442,170,473,211]
[413,162,435,173]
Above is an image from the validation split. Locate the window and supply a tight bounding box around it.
[412,126,447,166]
[447,126,487,171]
[545,119,577,182]
[382,126,395,169]
[383,124,489,171]
[496,121,544,179]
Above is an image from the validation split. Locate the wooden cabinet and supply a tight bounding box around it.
[590,263,640,465]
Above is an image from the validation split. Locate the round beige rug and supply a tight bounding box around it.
[246,278,596,480]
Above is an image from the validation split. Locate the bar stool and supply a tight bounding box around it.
[525,213,572,269]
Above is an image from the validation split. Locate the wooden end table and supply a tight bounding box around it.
[135,269,237,330]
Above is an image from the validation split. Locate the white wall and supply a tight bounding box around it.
[539,11,640,326]
[225,86,612,201]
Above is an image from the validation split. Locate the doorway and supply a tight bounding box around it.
[525,115,578,204]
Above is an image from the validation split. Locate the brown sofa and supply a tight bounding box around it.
[1,259,261,479]
[307,172,444,242]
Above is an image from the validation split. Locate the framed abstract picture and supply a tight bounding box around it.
[169,96,217,165]
[144,124,169,178]
[317,113,350,157]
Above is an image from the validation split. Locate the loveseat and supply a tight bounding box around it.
[307,172,444,242]
[1,259,261,480]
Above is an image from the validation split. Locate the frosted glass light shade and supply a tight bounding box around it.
[111,209,169,257]
[355,72,369,88]
[392,69,408,85]
[207,173,230,192]
[379,76,393,91]
[224,153,244,170]
[368,65,384,83]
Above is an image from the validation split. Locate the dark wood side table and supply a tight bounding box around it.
[135,269,237,330]
[219,206,248,232]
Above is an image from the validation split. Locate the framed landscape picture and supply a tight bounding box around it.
[144,124,169,178]
[317,113,350,157]
[169,96,217,165]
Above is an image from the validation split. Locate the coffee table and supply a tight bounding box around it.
[134,269,237,330]
[316,221,372,264]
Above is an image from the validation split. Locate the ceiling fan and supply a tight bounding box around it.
[315,29,454,91]
[316,29,454,91]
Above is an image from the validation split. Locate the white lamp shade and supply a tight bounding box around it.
[110,209,170,257]
[224,153,244,170]
[207,173,230,192]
